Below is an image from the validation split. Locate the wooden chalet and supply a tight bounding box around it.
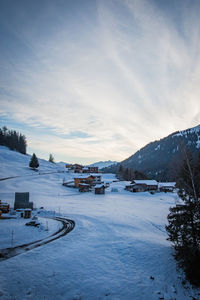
[74,164,83,173]
[74,175,95,188]
[83,166,99,173]
[131,180,158,191]
[125,184,147,192]
[79,183,90,192]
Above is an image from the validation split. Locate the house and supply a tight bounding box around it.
[131,180,158,191]
[82,166,99,173]
[95,184,105,194]
[125,183,147,192]
[74,175,95,188]
[88,166,99,173]
[92,175,102,185]
[16,208,32,218]
[14,192,33,210]
[0,200,10,213]
[79,183,90,192]
[82,167,90,173]
[158,182,176,192]
[74,174,102,188]
[74,164,83,173]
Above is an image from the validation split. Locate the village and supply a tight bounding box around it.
[62,163,176,194]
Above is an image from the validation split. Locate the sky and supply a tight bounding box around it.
[0,0,200,164]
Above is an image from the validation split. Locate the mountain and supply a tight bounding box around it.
[88,160,118,169]
[104,125,200,181]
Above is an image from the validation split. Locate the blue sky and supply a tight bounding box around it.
[0,0,200,164]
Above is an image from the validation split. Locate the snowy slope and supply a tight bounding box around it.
[0,146,67,178]
[0,147,199,300]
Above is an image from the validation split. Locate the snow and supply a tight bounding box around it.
[173,125,200,138]
[0,216,61,248]
[94,184,105,188]
[0,146,199,299]
[133,180,158,185]
[154,144,160,151]
[158,182,176,188]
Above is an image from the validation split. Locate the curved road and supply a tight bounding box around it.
[0,216,75,261]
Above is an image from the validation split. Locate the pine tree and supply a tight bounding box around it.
[49,154,55,163]
[166,150,200,286]
[29,153,39,169]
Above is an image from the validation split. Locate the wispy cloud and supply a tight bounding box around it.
[0,0,200,163]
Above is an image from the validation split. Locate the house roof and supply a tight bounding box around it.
[95,184,105,189]
[133,180,158,185]
[158,182,176,188]
[74,175,94,179]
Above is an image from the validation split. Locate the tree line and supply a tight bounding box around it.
[0,126,27,154]
[116,164,147,181]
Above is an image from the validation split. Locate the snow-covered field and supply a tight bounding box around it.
[0,146,199,300]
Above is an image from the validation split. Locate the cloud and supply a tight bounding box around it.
[0,0,200,163]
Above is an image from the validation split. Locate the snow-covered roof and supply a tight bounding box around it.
[133,180,158,185]
[95,184,105,189]
[74,175,94,179]
[158,182,176,188]
[79,183,90,186]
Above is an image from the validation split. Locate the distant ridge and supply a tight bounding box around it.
[88,160,118,169]
[103,124,200,181]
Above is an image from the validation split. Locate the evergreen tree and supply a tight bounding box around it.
[166,150,200,286]
[29,153,39,169]
[49,153,55,163]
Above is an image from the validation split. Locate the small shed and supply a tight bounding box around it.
[95,184,105,194]
[79,183,90,192]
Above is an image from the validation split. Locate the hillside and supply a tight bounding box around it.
[104,125,200,181]
[0,146,67,179]
[0,146,199,299]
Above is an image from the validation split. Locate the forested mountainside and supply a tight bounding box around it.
[102,125,200,181]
